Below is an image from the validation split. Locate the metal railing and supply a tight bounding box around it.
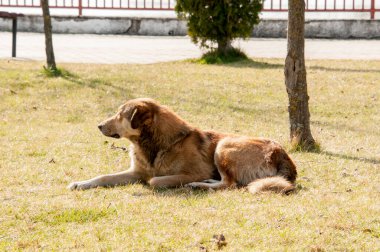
[264,0,378,19]
[0,0,378,19]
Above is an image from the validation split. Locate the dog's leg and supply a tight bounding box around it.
[186,178,235,190]
[148,175,200,188]
[68,170,142,190]
[202,179,220,183]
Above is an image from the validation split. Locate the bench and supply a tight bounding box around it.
[0,11,24,57]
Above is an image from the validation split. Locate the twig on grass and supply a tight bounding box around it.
[110,143,128,152]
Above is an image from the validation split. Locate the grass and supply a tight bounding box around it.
[195,48,248,64]
[0,58,379,251]
[42,65,64,77]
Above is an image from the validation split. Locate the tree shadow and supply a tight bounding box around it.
[307,148,380,165]
[227,104,285,116]
[222,60,379,73]
[223,58,284,69]
[59,68,134,95]
[236,58,284,69]
[319,151,380,165]
[188,58,284,69]
[232,62,380,73]
[191,56,379,73]
[311,120,376,135]
[308,66,380,73]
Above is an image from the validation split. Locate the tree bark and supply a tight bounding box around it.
[217,38,232,55]
[41,0,57,70]
[284,0,316,150]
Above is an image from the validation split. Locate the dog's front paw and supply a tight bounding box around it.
[67,181,94,190]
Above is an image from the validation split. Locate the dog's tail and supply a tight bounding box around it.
[248,147,297,194]
[247,176,295,194]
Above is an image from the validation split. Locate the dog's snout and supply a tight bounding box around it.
[98,124,103,131]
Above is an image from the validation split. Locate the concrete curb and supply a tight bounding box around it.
[1,15,380,38]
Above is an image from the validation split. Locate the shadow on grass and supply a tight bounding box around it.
[309,66,380,73]
[235,61,380,73]
[187,57,283,69]
[59,69,134,95]
[151,186,298,197]
[220,61,379,73]
[90,184,211,198]
[303,146,380,165]
[312,120,377,135]
[227,58,284,69]
[319,151,380,165]
[152,187,212,198]
[195,96,286,114]
[227,104,285,116]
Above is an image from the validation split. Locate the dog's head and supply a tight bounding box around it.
[97,98,158,139]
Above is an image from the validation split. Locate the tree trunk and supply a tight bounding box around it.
[41,0,57,70]
[284,0,316,150]
[217,38,232,55]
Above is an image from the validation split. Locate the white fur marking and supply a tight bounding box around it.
[130,108,138,123]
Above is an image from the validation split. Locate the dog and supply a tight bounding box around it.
[68,98,297,194]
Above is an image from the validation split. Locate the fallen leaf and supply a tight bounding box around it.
[199,245,208,252]
[211,234,227,249]
[310,246,325,252]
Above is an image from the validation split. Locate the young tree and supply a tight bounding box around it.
[176,0,263,55]
[284,0,316,150]
[41,0,57,71]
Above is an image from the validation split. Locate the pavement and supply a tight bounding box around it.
[1,32,380,64]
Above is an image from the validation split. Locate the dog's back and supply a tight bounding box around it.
[213,136,297,194]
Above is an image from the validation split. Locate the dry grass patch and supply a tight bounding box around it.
[0,58,379,251]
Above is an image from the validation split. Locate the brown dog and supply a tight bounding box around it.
[68,98,297,194]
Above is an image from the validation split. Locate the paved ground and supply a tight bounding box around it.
[1,32,380,64]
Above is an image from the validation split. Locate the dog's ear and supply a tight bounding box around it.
[130,106,153,129]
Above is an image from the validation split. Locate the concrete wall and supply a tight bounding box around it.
[1,15,380,38]
[253,20,380,38]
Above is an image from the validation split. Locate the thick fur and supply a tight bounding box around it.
[68,98,297,194]
[248,177,295,194]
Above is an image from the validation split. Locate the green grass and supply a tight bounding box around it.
[195,48,248,64]
[32,208,117,225]
[42,65,65,77]
[0,58,379,251]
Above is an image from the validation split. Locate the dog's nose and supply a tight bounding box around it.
[98,125,103,131]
